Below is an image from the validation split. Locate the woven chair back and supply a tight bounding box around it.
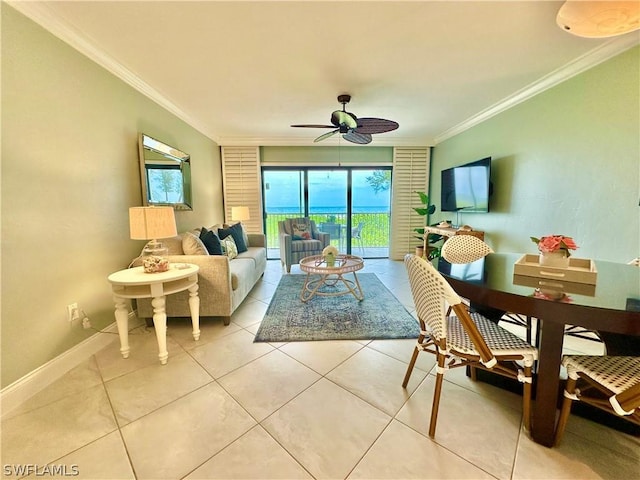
[441,235,494,264]
[404,254,462,342]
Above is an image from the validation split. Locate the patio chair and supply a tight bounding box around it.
[318,222,343,250]
[278,217,329,273]
[554,355,640,446]
[402,254,538,437]
[351,222,364,255]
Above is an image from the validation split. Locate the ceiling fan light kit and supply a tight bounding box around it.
[556,1,640,38]
[291,94,399,145]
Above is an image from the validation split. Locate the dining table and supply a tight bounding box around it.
[435,253,640,447]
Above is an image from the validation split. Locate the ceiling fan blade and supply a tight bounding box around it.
[291,124,336,128]
[314,130,339,143]
[331,110,358,129]
[342,131,372,145]
[354,118,399,134]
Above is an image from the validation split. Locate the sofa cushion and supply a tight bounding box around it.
[229,258,255,292]
[218,223,248,253]
[182,232,208,255]
[199,228,223,255]
[158,235,184,255]
[221,236,238,259]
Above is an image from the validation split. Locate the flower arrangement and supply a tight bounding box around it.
[322,245,338,256]
[322,245,339,266]
[533,288,573,303]
[530,235,578,257]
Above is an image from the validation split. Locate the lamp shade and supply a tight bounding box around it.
[557,1,640,38]
[129,206,177,240]
[231,206,251,222]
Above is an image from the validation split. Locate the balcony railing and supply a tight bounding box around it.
[264,212,390,259]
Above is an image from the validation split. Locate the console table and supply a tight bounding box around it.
[108,264,200,364]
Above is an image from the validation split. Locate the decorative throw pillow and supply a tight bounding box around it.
[182,231,208,255]
[199,227,223,255]
[239,223,250,249]
[292,221,312,240]
[221,235,238,260]
[218,222,248,253]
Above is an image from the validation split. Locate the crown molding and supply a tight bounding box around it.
[10,1,637,149]
[216,135,433,147]
[7,1,220,144]
[434,34,640,144]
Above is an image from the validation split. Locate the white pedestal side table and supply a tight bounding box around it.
[107,264,199,364]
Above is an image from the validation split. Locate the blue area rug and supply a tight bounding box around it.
[254,273,419,342]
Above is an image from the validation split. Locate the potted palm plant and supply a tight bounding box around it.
[413,191,441,259]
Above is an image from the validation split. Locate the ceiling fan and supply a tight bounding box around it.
[291,94,399,144]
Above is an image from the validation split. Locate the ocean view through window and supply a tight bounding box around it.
[263,168,391,258]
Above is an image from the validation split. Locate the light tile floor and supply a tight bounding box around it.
[2,259,638,479]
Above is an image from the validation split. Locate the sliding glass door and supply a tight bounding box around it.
[262,167,391,259]
[263,170,304,257]
[308,170,348,251]
[351,170,391,257]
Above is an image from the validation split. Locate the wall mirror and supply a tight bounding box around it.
[138,133,192,210]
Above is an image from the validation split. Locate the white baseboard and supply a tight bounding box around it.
[1,315,143,417]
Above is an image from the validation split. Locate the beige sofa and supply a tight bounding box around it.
[136,227,267,325]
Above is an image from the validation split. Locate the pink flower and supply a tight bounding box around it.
[531,235,579,256]
[561,236,578,250]
[538,236,562,253]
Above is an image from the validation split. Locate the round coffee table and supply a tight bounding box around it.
[299,254,364,302]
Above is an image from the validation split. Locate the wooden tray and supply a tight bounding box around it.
[513,254,597,285]
[513,274,596,296]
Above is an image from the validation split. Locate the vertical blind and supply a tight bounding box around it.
[389,147,431,260]
[221,146,263,233]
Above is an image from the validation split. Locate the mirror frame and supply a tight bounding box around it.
[138,133,192,211]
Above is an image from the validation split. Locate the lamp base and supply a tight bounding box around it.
[142,241,170,273]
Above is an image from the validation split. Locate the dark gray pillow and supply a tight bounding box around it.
[199,227,223,255]
[218,223,248,253]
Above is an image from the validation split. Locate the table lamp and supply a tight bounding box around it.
[129,206,177,273]
[231,206,250,223]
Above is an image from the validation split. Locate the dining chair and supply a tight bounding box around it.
[442,235,539,344]
[402,254,538,437]
[440,234,493,263]
[554,355,640,445]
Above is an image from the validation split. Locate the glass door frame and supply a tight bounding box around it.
[262,166,392,259]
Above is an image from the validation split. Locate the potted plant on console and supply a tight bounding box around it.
[413,191,442,259]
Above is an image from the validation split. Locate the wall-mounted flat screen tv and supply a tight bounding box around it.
[441,157,492,213]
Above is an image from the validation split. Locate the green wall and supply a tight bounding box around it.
[431,46,639,263]
[1,6,223,387]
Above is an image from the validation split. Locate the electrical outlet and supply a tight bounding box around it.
[67,303,79,323]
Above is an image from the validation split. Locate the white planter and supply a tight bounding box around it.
[539,251,570,268]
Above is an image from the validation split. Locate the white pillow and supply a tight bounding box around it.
[293,221,312,240]
[221,236,238,259]
[182,232,208,255]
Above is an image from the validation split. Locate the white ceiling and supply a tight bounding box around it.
[10,1,640,146]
